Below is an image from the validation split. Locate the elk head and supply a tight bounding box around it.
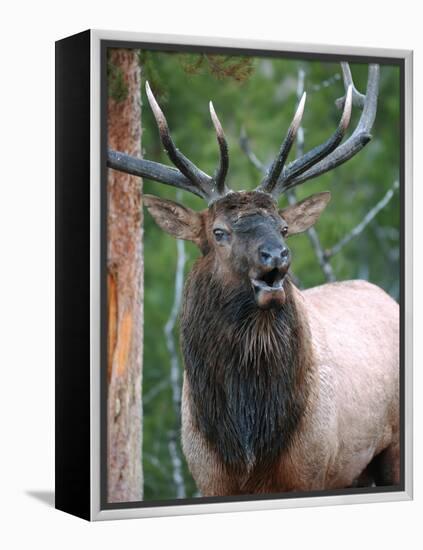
[144,190,331,309]
[108,64,379,309]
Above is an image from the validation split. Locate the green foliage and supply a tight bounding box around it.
[179,54,255,81]
[139,51,401,501]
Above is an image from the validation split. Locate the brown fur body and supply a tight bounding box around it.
[145,191,399,496]
[181,274,399,496]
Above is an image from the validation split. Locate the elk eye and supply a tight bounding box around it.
[281,226,288,236]
[213,228,227,242]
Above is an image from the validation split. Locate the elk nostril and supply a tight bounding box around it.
[260,250,272,264]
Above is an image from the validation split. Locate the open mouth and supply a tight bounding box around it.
[251,268,285,292]
[250,268,287,309]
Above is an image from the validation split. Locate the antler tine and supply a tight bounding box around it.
[209,101,229,195]
[108,85,232,205]
[107,149,207,199]
[145,81,213,195]
[335,62,366,110]
[276,64,380,194]
[258,92,306,194]
[270,84,353,197]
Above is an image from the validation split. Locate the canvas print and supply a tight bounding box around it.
[104,45,401,506]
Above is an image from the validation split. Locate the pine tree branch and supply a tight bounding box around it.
[239,127,268,172]
[326,181,399,258]
[163,190,186,498]
[291,68,336,283]
[143,379,169,406]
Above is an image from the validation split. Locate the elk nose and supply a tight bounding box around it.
[259,245,289,268]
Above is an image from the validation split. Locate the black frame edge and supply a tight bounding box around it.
[55,29,91,521]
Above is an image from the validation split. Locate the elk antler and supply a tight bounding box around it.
[258,92,307,194]
[108,82,230,204]
[260,63,380,198]
[108,83,230,204]
[209,101,229,195]
[107,64,379,204]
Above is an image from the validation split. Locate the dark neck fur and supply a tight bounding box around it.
[180,257,312,473]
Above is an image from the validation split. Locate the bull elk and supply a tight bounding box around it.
[108,63,400,495]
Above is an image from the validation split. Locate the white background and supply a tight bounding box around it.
[0,1,420,548]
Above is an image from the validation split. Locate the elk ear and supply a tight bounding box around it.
[279,192,331,236]
[143,194,204,244]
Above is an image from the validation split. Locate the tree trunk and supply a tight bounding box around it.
[107,49,143,502]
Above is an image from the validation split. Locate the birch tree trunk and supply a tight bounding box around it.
[107,49,143,502]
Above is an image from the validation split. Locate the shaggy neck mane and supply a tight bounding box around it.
[181,256,312,474]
